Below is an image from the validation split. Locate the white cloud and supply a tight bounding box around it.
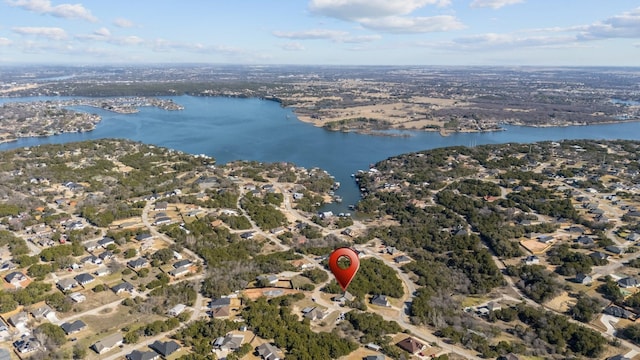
[0,37,12,46]
[273,29,348,40]
[421,6,640,52]
[308,0,462,34]
[280,42,305,51]
[309,0,450,20]
[578,7,640,40]
[150,38,248,57]
[113,17,135,28]
[93,27,111,38]
[6,0,97,22]
[470,0,524,9]
[450,32,574,49]
[360,15,464,33]
[76,29,144,47]
[273,29,382,43]
[342,34,382,43]
[12,26,67,40]
[113,35,144,46]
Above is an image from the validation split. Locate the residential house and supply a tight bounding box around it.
[0,319,8,332]
[69,292,86,303]
[607,355,631,360]
[30,304,54,319]
[127,257,148,269]
[524,255,540,265]
[590,252,609,261]
[111,282,135,294]
[256,343,281,360]
[211,306,230,319]
[154,202,168,211]
[618,277,639,288]
[173,259,192,268]
[0,261,16,272]
[13,337,39,354]
[575,273,593,285]
[126,350,160,360]
[606,245,625,255]
[333,291,355,303]
[366,343,382,351]
[82,255,102,265]
[135,233,153,241]
[568,226,584,234]
[8,312,28,328]
[396,337,425,355]
[370,294,390,307]
[74,273,95,286]
[4,271,27,287]
[153,217,172,226]
[149,340,181,358]
[604,305,636,320]
[627,233,640,242]
[57,278,77,291]
[575,236,595,246]
[209,298,231,309]
[303,307,327,321]
[240,231,256,239]
[84,241,99,252]
[270,226,286,235]
[256,274,278,286]
[537,235,554,244]
[213,333,244,351]
[94,268,111,277]
[98,251,114,261]
[169,266,191,278]
[168,304,187,317]
[60,320,87,335]
[97,237,115,248]
[364,356,386,360]
[92,333,123,354]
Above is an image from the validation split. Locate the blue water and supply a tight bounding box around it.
[2,95,640,211]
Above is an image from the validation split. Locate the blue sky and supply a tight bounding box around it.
[0,0,639,66]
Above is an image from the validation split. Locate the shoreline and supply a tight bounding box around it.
[288,105,640,137]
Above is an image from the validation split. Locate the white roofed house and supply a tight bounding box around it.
[92,333,123,354]
[127,257,148,269]
[169,265,191,278]
[256,343,282,360]
[213,333,245,352]
[168,304,187,317]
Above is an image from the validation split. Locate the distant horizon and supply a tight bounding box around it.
[0,1,639,66]
[1,63,640,69]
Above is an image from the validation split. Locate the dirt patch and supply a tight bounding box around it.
[520,239,552,254]
[544,291,575,313]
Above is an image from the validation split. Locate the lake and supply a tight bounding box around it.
[2,95,640,212]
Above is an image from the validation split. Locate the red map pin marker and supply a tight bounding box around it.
[328,247,360,291]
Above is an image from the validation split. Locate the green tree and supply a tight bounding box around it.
[36,323,67,347]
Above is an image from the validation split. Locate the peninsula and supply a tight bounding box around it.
[0,97,183,144]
